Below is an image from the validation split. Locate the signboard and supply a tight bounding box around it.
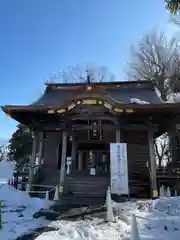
[88,120,102,140]
[66,157,72,165]
[110,143,129,195]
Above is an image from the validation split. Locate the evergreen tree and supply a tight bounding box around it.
[8,124,32,167]
[165,0,180,14]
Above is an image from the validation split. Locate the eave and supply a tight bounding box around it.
[2,103,180,114]
[2,103,180,130]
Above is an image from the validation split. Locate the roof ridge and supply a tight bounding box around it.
[45,80,154,87]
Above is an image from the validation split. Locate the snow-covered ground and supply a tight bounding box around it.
[0,160,48,240]
[34,199,180,240]
[1,160,180,239]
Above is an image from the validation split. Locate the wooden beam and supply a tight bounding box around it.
[116,129,121,143]
[28,131,38,187]
[59,131,67,194]
[37,132,44,167]
[148,129,158,198]
[32,122,158,133]
[78,151,83,170]
[71,124,118,130]
[71,133,77,171]
[123,124,157,131]
[70,115,119,124]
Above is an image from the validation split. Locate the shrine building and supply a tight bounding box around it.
[2,80,180,200]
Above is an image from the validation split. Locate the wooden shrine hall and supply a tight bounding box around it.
[2,80,180,199]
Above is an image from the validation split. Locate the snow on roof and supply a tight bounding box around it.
[130,98,150,104]
[167,92,180,103]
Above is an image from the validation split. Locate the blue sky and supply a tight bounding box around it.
[0,0,175,139]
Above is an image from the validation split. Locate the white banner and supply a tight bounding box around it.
[110,143,129,195]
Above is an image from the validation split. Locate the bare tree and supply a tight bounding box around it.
[154,133,171,167]
[127,30,180,167]
[127,30,180,101]
[0,139,8,161]
[46,64,115,84]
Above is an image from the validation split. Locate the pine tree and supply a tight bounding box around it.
[8,124,32,167]
[165,0,180,14]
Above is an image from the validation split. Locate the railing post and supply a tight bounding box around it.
[0,201,2,229]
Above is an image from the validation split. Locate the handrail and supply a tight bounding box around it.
[31,184,55,188]
[19,182,55,188]
[25,183,56,194]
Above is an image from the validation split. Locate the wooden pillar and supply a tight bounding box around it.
[71,135,77,171]
[92,151,96,167]
[28,131,38,187]
[148,129,158,198]
[116,129,121,143]
[59,131,67,193]
[78,151,83,170]
[38,132,44,168]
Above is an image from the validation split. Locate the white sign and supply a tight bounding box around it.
[110,143,129,195]
[66,157,72,165]
[90,168,96,175]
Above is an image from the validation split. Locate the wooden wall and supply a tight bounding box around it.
[43,132,62,169]
[123,130,150,180]
[41,129,150,179]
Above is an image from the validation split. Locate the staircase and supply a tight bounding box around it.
[65,175,108,196]
[63,175,109,205]
[34,167,150,201]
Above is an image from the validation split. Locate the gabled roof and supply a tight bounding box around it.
[1,80,180,137]
[32,80,163,106]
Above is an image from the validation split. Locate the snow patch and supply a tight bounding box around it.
[167,92,180,103]
[154,87,162,99]
[2,160,180,239]
[0,160,15,183]
[0,160,48,240]
[34,198,180,240]
[0,184,48,240]
[152,196,180,216]
[130,98,150,104]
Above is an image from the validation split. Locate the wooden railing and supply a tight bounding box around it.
[156,167,180,178]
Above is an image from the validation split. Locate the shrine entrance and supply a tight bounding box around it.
[75,142,110,176]
[58,102,119,176]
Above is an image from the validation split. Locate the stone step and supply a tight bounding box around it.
[40,179,149,190]
[37,168,150,198]
[66,181,108,186]
[61,193,106,206]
